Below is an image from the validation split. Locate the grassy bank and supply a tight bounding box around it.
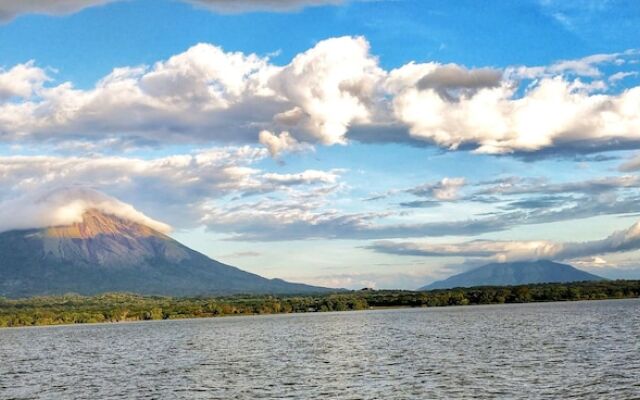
[1,280,638,328]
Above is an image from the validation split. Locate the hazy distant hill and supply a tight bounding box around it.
[420,260,604,290]
[0,209,331,298]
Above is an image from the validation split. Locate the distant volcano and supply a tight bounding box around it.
[420,260,605,290]
[0,198,331,298]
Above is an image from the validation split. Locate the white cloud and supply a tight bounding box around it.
[0,37,638,156]
[569,256,610,268]
[269,36,385,145]
[139,43,273,104]
[200,196,363,240]
[262,169,341,185]
[294,270,436,291]
[541,53,623,78]
[197,193,521,241]
[371,239,564,260]
[0,43,280,145]
[0,147,266,195]
[390,66,640,154]
[0,37,384,149]
[183,173,640,241]
[609,71,638,84]
[0,61,49,101]
[370,218,640,263]
[619,154,640,172]
[0,147,343,229]
[259,130,313,157]
[408,177,466,201]
[505,49,637,81]
[0,186,171,233]
[2,147,638,242]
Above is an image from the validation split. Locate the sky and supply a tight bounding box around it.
[0,0,640,289]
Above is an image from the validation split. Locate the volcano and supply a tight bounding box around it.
[419,260,605,290]
[0,193,331,298]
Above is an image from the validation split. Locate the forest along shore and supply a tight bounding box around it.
[1,280,638,328]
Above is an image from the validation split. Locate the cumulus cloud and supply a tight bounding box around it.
[0,61,49,101]
[0,0,344,21]
[2,42,280,146]
[0,37,638,156]
[0,37,387,149]
[270,36,384,145]
[0,186,171,233]
[389,64,640,154]
[259,130,313,157]
[0,36,637,184]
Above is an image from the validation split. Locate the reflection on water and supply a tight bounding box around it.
[1,299,639,399]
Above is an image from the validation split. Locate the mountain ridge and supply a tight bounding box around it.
[420,260,605,290]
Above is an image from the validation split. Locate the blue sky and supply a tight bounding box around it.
[1,0,640,289]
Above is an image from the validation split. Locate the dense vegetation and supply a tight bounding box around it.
[1,280,638,328]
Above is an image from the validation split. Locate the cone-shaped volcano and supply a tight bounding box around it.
[0,190,331,297]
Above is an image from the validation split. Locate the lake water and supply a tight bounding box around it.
[1,299,639,399]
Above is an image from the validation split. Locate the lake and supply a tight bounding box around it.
[1,299,639,399]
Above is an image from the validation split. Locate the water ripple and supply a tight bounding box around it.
[1,299,639,399]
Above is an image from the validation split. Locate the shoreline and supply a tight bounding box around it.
[1,294,638,330]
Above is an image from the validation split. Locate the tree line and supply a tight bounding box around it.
[0,280,638,328]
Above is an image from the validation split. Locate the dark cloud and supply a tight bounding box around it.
[500,195,571,210]
[398,200,441,208]
[0,0,344,21]
[509,139,640,161]
[186,0,344,13]
[417,64,503,101]
[0,0,112,21]
[473,175,640,197]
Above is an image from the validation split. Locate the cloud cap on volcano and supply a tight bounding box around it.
[0,186,171,234]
